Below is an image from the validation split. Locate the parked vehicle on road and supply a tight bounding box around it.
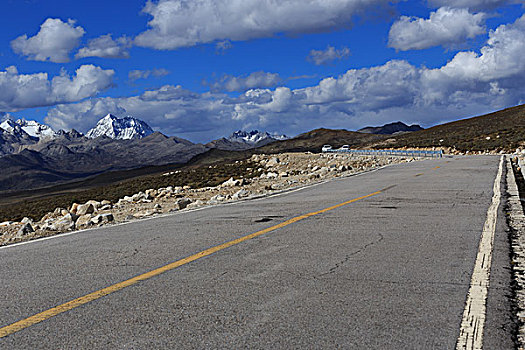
[340,145,350,150]
[321,145,332,152]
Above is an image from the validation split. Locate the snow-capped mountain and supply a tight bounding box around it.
[227,130,288,145]
[0,119,29,139]
[0,118,57,140]
[86,114,154,140]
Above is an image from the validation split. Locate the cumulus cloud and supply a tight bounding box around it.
[205,71,282,92]
[134,0,396,50]
[389,7,486,51]
[0,65,114,112]
[128,68,170,81]
[46,15,525,141]
[11,18,85,63]
[45,85,227,134]
[75,34,132,59]
[307,46,351,65]
[421,14,525,104]
[428,0,518,10]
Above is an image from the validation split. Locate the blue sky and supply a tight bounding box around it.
[0,0,524,142]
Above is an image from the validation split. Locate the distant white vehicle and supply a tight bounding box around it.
[340,145,350,150]
[321,145,332,152]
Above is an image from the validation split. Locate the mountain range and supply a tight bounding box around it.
[2,104,522,193]
[206,130,288,150]
[0,115,290,191]
[358,121,423,135]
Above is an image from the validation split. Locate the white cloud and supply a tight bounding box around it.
[389,7,486,51]
[128,68,170,81]
[205,71,282,92]
[46,15,525,141]
[428,0,517,10]
[11,18,85,63]
[45,85,229,134]
[0,65,114,112]
[307,46,351,65]
[134,0,396,50]
[75,34,131,59]
[215,40,233,54]
[421,14,525,104]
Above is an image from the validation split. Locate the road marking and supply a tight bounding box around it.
[414,173,424,177]
[434,166,440,169]
[456,156,504,350]
[0,189,383,338]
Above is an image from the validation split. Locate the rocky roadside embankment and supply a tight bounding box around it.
[0,152,419,246]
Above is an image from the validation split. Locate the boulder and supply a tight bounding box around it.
[266,157,280,167]
[76,214,94,229]
[21,217,34,225]
[271,183,282,190]
[131,192,147,202]
[232,189,250,200]
[76,203,95,216]
[91,213,114,225]
[85,200,102,210]
[209,194,227,204]
[116,199,128,206]
[187,200,205,209]
[16,223,34,238]
[52,213,77,231]
[133,211,155,218]
[266,172,278,179]
[175,198,193,210]
[221,177,242,187]
[70,203,80,214]
[145,189,158,199]
[101,200,112,206]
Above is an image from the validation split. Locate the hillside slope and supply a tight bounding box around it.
[373,104,525,151]
[258,128,386,153]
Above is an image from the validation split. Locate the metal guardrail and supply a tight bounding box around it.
[322,148,443,158]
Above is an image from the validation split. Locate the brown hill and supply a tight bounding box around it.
[372,104,525,152]
[258,128,386,153]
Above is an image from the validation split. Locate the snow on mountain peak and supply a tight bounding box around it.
[86,114,154,140]
[0,118,56,140]
[227,130,288,145]
[15,119,57,139]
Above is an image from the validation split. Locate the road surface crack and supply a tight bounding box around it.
[319,232,384,276]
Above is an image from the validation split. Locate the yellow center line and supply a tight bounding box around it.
[0,190,383,338]
[414,173,424,177]
[433,166,440,170]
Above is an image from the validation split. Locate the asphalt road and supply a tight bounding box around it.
[0,155,515,349]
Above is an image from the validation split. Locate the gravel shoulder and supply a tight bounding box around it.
[0,152,420,246]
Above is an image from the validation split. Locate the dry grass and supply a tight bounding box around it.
[0,160,256,222]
